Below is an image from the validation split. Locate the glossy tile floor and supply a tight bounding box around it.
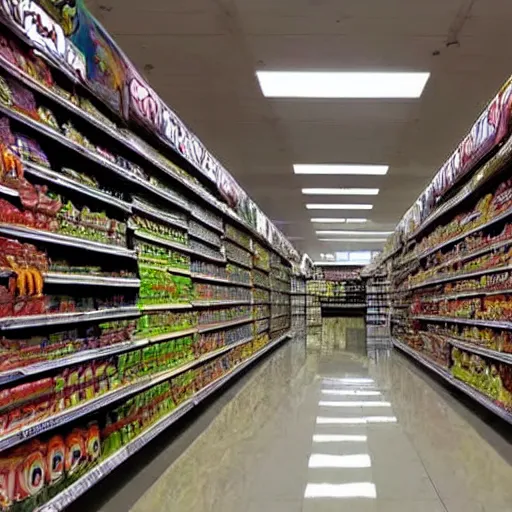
[88,318,512,512]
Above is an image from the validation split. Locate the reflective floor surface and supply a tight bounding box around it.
[86,317,512,512]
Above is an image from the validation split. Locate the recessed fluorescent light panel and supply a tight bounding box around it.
[308,454,372,469]
[294,164,388,175]
[319,239,387,243]
[312,218,347,223]
[317,230,393,235]
[306,204,373,210]
[311,218,369,223]
[302,188,379,196]
[313,434,368,443]
[257,71,430,98]
[304,483,377,499]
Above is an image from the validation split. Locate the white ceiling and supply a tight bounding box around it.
[88,0,512,258]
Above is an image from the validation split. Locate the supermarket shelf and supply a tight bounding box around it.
[0,71,294,261]
[44,272,140,288]
[139,303,192,312]
[0,103,190,215]
[254,283,271,291]
[418,237,512,282]
[193,299,252,308]
[446,337,512,365]
[226,256,253,269]
[228,280,253,288]
[23,161,132,214]
[0,224,135,258]
[132,198,188,230]
[416,205,512,262]
[414,315,512,330]
[36,330,292,512]
[0,328,198,387]
[224,235,253,253]
[191,249,226,264]
[422,287,512,302]
[409,263,512,290]
[134,230,192,254]
[197,316,253,333]
[0,306,140,331]
[255,264,271,273]
[190,212,224,234]
[188,230,222,249]
[408,138,512,243]
[0,184,19,197]
[0,332,269,453]
[392,338,512,425]
[191,273,231,285]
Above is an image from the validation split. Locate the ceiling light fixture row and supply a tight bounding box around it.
[294,164,389,175]
[257,72,431,253]
[311,218,368,223]
[306,204,373,210]
[302,188,379,196]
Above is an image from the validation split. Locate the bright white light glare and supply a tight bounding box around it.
[313,434,368,443]
[313,261,368,266]
[302,188,379,196]
[325,378,374,384]
[294,164,388,176]
[304,482,377,499]
[317,416,397,424]
[317,230,393,235]
[311,218,369,223]
[308,454,371,469]
[317,417,367,425]
[319,401,392,408]
[319,239,387,243]
[322,390,382,396]
[306,204,374,210]
[367,416,398,423]
[257,71,430,98]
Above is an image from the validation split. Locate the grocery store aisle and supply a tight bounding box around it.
[92,319,512,512]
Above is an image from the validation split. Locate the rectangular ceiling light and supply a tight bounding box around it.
[346,219,368,223]
[306,204,373,210]
[294,164,388,175]
[304,482,377,499]
[312,218,346,223]
[319,238,387,243]
[308,454,372,469]
[317,230,393,235]
[302,188,379,196]
[313,434,368,443]
[313,261,368,266]
[257,71,430,98]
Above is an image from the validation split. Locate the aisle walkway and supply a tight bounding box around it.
[111,321,512,512]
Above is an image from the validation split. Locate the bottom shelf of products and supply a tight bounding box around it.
[1,330,292,512]
[392,338,512,425]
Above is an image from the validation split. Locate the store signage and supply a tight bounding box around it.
[432,79,512,201]
[0,0,86,78]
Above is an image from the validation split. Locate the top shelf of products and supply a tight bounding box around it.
[0,3,298,263]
